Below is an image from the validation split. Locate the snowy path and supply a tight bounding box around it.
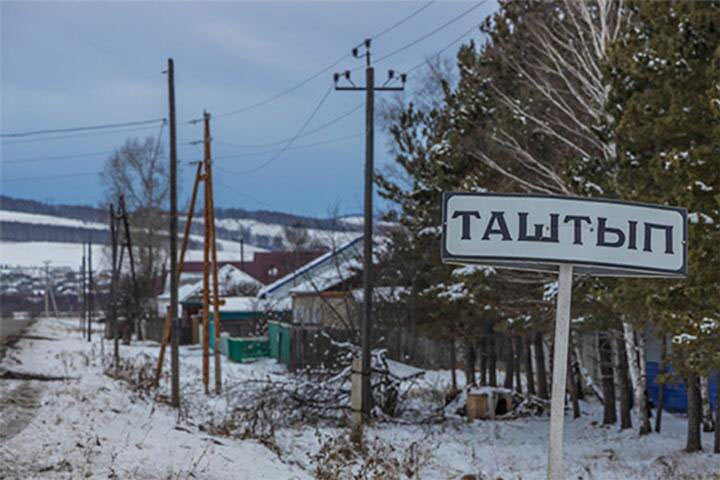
[0,318,310,480]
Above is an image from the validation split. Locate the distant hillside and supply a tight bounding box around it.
[0,195,363,253]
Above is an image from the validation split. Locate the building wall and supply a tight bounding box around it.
[292,293,357,329]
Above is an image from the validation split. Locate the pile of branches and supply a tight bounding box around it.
[214,345,427,442]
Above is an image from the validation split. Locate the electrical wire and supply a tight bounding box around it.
[214,179,273,208]
[0,118,165,138]
[0,150,115,165]
[213,133,364,160]
[216,84,334,176]
[214,102,363,149]
[405,22,481,74]
[1,171,100,182]
[213,133,362,160]
[1,123,166,145]
[208,0,436,120]
[371,1,486,68]
[371,0,436,41]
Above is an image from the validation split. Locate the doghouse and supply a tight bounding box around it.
[466,387,514,421]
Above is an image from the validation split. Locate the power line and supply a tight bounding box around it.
[216,84,334,176]
[1,123,166,145]
[406,22,481,74]
[371,1,486,68]
[214,102,363,149]
[213,133,362,160]
[214,179,273,209]
[208,0,436,120]
[0,118,165,138]
[371,0,436,41]
[1,171,100,182]
[0,150,114,165]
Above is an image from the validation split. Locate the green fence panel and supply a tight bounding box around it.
[226,337,269,362]
[279,324,292,365]
[268,322,280,360]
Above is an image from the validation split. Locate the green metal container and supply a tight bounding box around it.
[226,337,269,362]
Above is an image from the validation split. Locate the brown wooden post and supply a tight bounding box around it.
[204,111,222,394]
[154,162,203,386]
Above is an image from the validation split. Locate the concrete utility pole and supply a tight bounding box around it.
[87,240,93,342]
[166,57,180,408]
[110,203,119,366]
[79,254,85,332]
[43,261,51,318]
[334,39,406,426]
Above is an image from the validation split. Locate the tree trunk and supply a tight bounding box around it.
[686,374,702,452]
[488,333,497,387]
[449,339,457,392]
[655,335,667,433]
[534,332,548,399]
[479,336,488,386]
[701,376,715,432]
[615,332,632,430]
[524,334,535,396]
[715,372,719,454]
[622,323,651,435]
[598,332,617,425]
[568,347,581,418]
[513,336,522,394]
[464,342,476,387]
[504,336,514,389]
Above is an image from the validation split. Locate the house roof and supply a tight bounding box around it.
[220,295,291,312]
[181,251,324,285]
[258,235,363,298]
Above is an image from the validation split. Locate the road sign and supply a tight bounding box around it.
[441,192,687,480]
[442,192,687,277]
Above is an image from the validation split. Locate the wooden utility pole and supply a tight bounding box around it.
[334,39,406,424]
[204,111,222,395]
[167,57,180,408]
[202,152,211,394]
[154,162,203,386]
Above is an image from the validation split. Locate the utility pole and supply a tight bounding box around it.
[81,249,86,335]
[204,111,222,395]
[334,39,406,427]
[43,261,51,318]
[110,202,119,366]
[79,254,85,332]
[166,57,180,408]
[87,240,93,342]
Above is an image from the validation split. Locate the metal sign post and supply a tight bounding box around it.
[441,192,688,479]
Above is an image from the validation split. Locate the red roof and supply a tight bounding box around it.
[181,251,324,285]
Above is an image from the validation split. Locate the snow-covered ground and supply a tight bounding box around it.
[0,239,265,268]
[1,318,718,479]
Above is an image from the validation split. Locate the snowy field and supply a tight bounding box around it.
[1,318,718,479]
[0,240,265,268]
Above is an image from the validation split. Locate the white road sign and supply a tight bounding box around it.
[442,193,687,277]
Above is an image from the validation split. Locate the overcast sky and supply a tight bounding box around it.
[1,1,494,217]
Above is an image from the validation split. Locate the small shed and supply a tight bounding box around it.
[466,387,514,421]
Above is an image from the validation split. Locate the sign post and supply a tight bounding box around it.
[441,192,687,479]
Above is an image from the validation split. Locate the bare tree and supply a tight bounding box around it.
[101,134,169,336]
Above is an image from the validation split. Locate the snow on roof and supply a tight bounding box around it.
[159,264,260,301]
[258,235,363,298]
[350,286,407,303]
[220,295,291,312]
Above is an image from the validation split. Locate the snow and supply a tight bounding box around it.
[0,210,107,230]
[2,318,718,479]
[0,241,107,268]
[0,318,310,479]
